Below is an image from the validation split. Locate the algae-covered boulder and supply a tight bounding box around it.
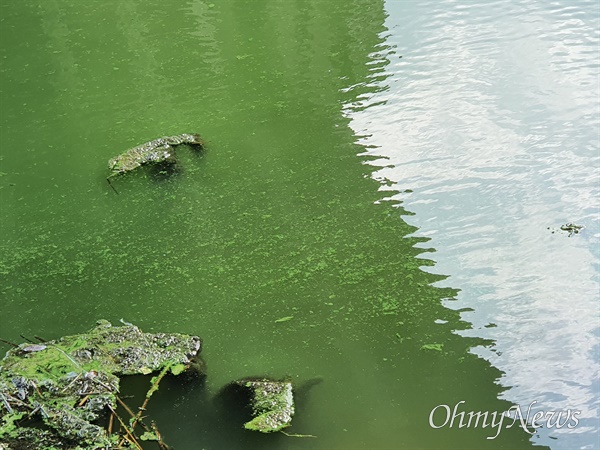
[235,378,295,433]
[106,133,204,193]
[107,133,203,181]
[0,320,202,449]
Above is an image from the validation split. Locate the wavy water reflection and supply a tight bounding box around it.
[345,0,599,448]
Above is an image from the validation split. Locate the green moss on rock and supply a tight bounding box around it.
[0,320,202,449]
[235,378,295,433]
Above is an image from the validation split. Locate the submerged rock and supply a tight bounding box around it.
[0,320,202,449]
[234,378,295,433]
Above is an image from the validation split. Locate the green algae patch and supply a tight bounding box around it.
[169,363,187,376]
[0,320,202,449]
[421,343,444,352]
[235,378,295,433]
[274,316,294,323]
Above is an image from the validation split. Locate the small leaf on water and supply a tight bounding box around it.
[274,316,294,323]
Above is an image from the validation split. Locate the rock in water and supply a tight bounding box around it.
[235,378,295,433]
[0,319,202,449]
[107,133,204,179]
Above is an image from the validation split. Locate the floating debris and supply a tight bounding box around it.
[548,223,584,237]
[107,133,204,192]
[0,320,202,449]
[560,223,584,237]
[274,316,294,323]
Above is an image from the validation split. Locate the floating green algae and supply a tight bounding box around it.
[274,316,294,323]
[420,343,444,352]
[0,320,202,449]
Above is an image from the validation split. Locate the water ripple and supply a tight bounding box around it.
[345,0,599,448]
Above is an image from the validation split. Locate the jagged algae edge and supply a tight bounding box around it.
[0,319,201,449]
[239,379,295,433]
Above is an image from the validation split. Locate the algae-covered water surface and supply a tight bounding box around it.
[0,1,561,449]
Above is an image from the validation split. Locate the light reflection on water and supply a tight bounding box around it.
[345,0,599,448]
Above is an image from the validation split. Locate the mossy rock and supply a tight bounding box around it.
[107,133,203,178]
[235,378,295,433]
[0,320,202,449]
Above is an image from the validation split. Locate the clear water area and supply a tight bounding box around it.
[0,1,553,449]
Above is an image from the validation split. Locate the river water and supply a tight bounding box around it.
[346,0,600,449]
[0,1,597,449]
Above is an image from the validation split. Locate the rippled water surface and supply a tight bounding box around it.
[348,0,599,448]
[0,1,597,449]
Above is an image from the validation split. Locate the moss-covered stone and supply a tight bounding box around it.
[0,320,202,449]
[235,378,295,433]
[107,133,204,179]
